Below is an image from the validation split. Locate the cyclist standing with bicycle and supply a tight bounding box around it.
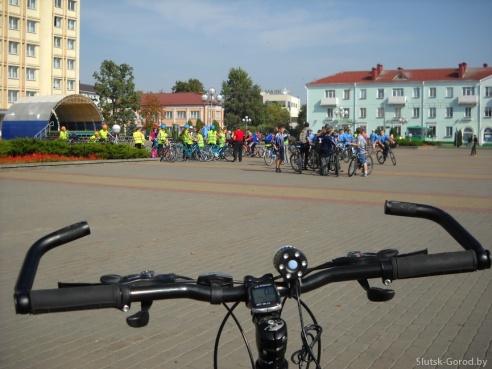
[377,129,390,161]
[273,125,289,173]
[299,122,312,170]
[317,125,336,176]
[350,127,368,177]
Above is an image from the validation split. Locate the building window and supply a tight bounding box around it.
[54,57,62,69]
[427,125,436,138]
[53,79,62,89]
[9,41,19,54]
[55,0,62,7]
[8,90,19,103]
[446,107,453,118]
[413,87,420,98]
[446,87,453,98]
[343,90,350,100]
[325,90,335,98]
[485,107,492,118]
[360,89,366,99]
[445,127,453,137]
[27,20,37,33]
[177,111,186,119]
[8,66,19,79]
[359,108,366,119]
[9,0,20,5]
[377,108,384,118]
[377,89,384,99]
[54,37,62,48]
[485,87,492,98]
[54,16,62,28]
[67,59,75,70]
[412,107,420,118]
[68,19,76,30]
[26,91,37,97]
[326,108,333,118]
[190,111,199,119]
[462,87,475,96]
[429,107,436,118]
[429,87,436,98]
[392,88,404,97]
[394,107,402,118]
[68,0,76,11]
[165,111,173,119]
[27,0,36,8]
[9,17,20,30]
[484,128,492,142]
[26,68,36,81]
[27,44,36,57]
[67,80,75,90]
[67,39,75,50]
[465,107,472,118]
[215,111,221,120]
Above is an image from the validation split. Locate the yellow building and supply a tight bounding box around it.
[1,0,80,115]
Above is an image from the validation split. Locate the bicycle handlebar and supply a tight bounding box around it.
[14,201,491,315]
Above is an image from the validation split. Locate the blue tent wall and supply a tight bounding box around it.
[1,120,47,140]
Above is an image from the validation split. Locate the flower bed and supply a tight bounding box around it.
[0,153,100,164]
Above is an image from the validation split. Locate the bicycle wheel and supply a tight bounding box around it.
[342,148,351,163]
[376,150,385,164]
[290,153,302,173]
[264,149,274,166]
[223,146,233,161]
[348,156,358,177]
[332,155,339,177]
[308,150,319,170]
[202,146,213,161]
[366,155,373,176]
[255,147,265,158]
[389,150,396,165]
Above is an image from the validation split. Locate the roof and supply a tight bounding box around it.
[307,63,492,86]
[140,92,221,106]
[3,94,103,123]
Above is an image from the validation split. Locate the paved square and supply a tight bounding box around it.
[1,147,491,369]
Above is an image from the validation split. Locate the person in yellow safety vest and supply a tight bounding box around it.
[194,129,204,148]
[157,125,169,155]
[99,124,109,141]
[207,126,217,145]
[218,128,226,147]
[89,131,99,143]
[133,126,145,149]
[59,126,69,140]
[182,127,193,146]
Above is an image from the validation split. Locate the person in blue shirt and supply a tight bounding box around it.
[201,125,209,141]
[345,129,355,144]
[338,129,347,146]
[370,130,378,148]
[317,125,336,176]
[377,129,390,160]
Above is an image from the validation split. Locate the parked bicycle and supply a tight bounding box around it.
[159,142,178,162]
[14,201,491,369]
[175,143,209,162]
[289,142,304,174]
[263,145,277,166]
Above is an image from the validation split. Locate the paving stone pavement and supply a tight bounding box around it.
[0,148,491,369]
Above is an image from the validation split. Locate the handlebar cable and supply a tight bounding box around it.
[291,280,322,369]
[213,301,255,369]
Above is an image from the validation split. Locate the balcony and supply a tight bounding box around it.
[387,96,407,105]
[320,97,338,106]
[458,95,478,105]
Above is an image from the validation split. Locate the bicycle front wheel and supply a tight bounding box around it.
[389,150,396,165]
[348,156,358,177]
[342,148,351,163]
[255,147,265,158]
[264,150,274,166]
[290,153,302,173]
[308,150,319,170]
[366,155,373,176]
[376,150,385,164]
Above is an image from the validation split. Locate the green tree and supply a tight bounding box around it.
[221,67,266,129]
[172,79,205,93]
[266,103,291,130]
[93,60,140,129]
[297,104,307,127]
[456,129,463,147]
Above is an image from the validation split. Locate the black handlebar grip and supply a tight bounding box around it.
[392,251,477,279]
[27,285,123,314]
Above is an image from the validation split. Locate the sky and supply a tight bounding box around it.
[80,0,492,105]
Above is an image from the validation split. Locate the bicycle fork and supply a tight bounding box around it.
[254,314,288,369]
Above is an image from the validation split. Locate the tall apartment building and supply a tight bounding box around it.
[1,0,80,117]
[306,63,492,144]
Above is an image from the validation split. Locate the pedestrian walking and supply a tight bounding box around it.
[470,135,478,156]
[232,126,245,162]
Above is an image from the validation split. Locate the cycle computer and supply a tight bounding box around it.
[245,274,282,314]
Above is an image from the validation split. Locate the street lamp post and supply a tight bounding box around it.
[242,115,251,132]
[201,88,222,128]
[334,106,346,129]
